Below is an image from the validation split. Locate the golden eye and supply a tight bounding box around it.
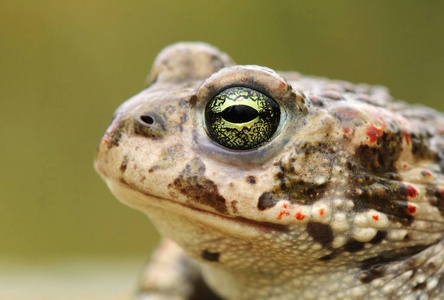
[205,87,280,150]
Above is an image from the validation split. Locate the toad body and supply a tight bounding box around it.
[94,42,444,300]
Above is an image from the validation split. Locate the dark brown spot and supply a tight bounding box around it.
[201,250,220,262]
[257,192,279,211]
[171,158,228,214]
[189,95,198,106]
[246,176,256,184]
[410,132,437,160]
[355,130,403,175]
[306,222,334,248]
[369,231,387,245]
[399,183,408,196]
[412,281,427,291]
[344,239,365,253]
[319,253,337,261]
[119,156,128,173]
[108,121,125,149]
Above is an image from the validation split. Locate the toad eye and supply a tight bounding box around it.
[205,87,280,150]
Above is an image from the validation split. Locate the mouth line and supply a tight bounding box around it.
[172,198,289,232]
[118,179,289,233]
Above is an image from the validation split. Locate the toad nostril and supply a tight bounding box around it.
[140,114,155,125]
[134,112,166,138]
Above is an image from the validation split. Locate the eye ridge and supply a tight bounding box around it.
[221,105,259,124]
[205,87,281,150]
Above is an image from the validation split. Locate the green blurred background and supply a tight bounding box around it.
[1,0,443,298]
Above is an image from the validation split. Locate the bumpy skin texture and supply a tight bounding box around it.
[95,42,444,300]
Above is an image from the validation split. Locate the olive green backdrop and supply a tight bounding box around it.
[1,1,444,261]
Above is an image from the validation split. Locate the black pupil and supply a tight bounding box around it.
[221,105,259,123]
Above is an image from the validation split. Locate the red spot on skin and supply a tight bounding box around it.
[372,215,379,221]
[406,185,418,198]
[404,132,410,146]
[343,128,350,134]
[102,116,121,145]
[283,203,288,209]
[421,170,433,178]
[102,129,114,145]
[366,124,384,144]
[102,135,110,145]
[295,212,306,221]
[277,211,290,220]
[279,81,286,88]
[407,204,417,214]
[319,209,325,216]
[403,162,408,169]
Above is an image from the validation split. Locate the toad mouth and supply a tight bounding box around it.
[112,178,288,234]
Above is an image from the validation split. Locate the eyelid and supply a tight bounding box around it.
[194,65,307,115]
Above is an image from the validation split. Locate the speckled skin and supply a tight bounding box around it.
[95,42,444,300]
